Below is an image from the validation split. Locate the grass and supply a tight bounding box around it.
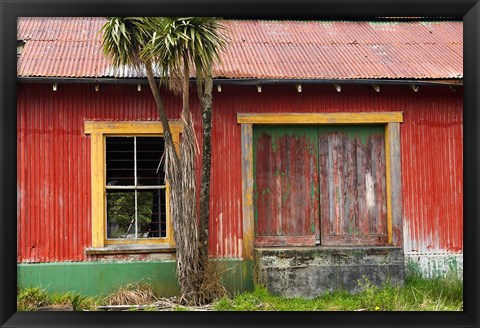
[17,286,99,311]
[213,273,463,311]
[17,273,463,311]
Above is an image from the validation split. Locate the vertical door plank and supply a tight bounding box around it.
[319,125,387,246]
[254,126,318,246]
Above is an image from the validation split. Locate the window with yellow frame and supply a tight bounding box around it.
[84,121,182,248]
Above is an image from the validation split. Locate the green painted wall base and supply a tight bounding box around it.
[18,259,254,297]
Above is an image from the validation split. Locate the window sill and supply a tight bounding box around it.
[86,244,176,255]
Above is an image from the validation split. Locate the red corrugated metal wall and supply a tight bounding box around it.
[211,84,463,257]
[17,83,463,262]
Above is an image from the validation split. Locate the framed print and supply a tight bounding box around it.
[1,1,478,327]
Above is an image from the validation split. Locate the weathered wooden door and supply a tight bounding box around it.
[253,124,387,247]
[253,126,319,246]
[318,125,387,246]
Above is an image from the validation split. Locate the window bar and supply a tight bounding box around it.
[105,185,166,190]
[134,136,138,239]
[135,189,138,238]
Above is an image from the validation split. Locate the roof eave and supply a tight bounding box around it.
[17,76,464,87]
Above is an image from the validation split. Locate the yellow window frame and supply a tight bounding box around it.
[84,121,182,248]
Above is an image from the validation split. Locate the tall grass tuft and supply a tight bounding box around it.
[17,286,98,311]
[17,287,50,311]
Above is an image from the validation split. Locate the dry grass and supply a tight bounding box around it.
[102,281,158,306]
[196,260,229,302]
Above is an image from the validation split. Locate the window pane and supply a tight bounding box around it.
[136,137,165,186]
[106,137,134,186]
[106,190,136,239]
[105,136,168,241]
[136,189,167,238]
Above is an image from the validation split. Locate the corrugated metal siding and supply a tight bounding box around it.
[16,84,196,262]
[17,17,462,80]
[17,85,92,262]
[400,90,463,255]
[17,83,463,262]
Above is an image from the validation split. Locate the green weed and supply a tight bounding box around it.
[17,287,50,311]
[213,274,463,311]
[17,286,99,311]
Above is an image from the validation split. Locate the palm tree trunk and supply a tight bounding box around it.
[176,53,201,303]
[144,64,179,166]
[197,67,213,264]
[182,54,190,118]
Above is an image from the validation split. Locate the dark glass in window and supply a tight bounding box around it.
[106,137,134,186]
[136,136,165,186]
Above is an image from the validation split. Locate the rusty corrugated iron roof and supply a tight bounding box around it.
[17,17,463,80]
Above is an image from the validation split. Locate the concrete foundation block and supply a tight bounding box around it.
[255,247,405,298]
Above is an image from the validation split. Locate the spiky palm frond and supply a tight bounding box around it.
[101,17,159,69]
[141,17,228,88]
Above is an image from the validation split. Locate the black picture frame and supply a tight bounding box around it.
[1,1,478,327]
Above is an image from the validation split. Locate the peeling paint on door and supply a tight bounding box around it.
[253,125,319,246]
[253,124,387,247]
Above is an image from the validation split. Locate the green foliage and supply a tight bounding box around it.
[101,17,159,69]
[17,287,99,311]
[107,191,157,237]
[355,276,402,311]
[214,286,362,311]
[17,287,50,311]
[403,272,463,310]
[141,17,227,80]
[101,16,227,86]
[107,192,135,225]
[213,274,463,311]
